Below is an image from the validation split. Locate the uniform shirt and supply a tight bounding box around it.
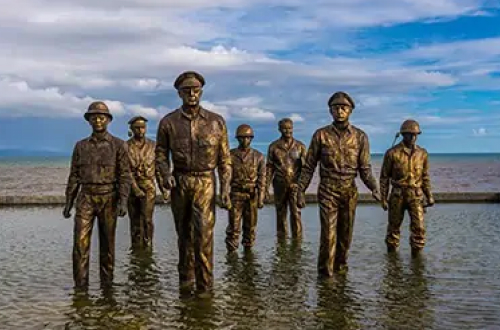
[127,137,163,193]
[379,142,433,201]
[266,138,306,186]
[230,147,265,192]
[65,132,130,202]
[155,107,231,192]
[298,123,378,191]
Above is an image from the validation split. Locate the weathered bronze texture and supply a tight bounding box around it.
[380,119,434,255]
[63,101,131,289]
[127,116,166,250]
[155,71,232,293]
[225,124,266,252]
[266,118,307,239]
[297,92,381,276]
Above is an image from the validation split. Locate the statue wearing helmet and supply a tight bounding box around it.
[64,101,131,289]
[380,119,434,257]
[225,124,266,252]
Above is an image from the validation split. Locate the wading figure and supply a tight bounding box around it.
[63,101,130,289]
[155,71,232,294]
[265,118,307,239]
[380,119,434,257]
[296,92,381,276]
[225,124,265,252]
[127,116,168,250]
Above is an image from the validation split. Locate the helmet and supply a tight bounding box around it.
[84,101,113,121]
[400,119,421,134]
[235,124,254,137]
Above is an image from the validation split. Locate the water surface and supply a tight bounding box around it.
[0,204,499,329]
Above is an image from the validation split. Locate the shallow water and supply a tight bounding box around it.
[0,204,499,329]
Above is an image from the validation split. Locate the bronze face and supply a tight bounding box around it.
[329,104,352,123]
[131,120,147,139]
[88,113,110,133]
[402,133,418,148]
[178,77,203,108]
[237,136,252,149]
[279,120,293,139]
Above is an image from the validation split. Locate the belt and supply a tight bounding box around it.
[173,169,213,177]
[81,183,115,194]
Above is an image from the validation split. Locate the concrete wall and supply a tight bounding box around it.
[1,192,499,206]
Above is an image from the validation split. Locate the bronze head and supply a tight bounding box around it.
[128,116,148,139]
[328,91,354,123]
[174,71,205,108]
[278,118,293,139]
[235,124,254,149]
[400,119,421,148]
[85,101,112,133]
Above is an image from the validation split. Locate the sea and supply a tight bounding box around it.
[1,153,499,196]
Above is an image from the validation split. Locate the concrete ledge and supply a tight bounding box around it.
[1,192,499,206]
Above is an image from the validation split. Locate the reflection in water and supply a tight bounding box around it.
[66,249,162,330]
[220,249,265,329]
[266,238,310,328]
[314,276,362,330]
[378,253,434,329]
[174,294,219,330]
[67,287,123,330]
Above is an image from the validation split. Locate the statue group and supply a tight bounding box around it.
[63,71,434,295]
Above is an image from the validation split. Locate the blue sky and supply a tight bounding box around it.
[0,0,499,154]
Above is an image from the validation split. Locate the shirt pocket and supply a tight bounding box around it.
[197,135,219,165]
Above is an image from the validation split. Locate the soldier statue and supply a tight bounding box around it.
[225,124,266,252]
[380,119,434,257]
[155,71,232,295]
[296,92,381,276]
[265,118,307,239]
[127,116,168,250]
[63,101,131,289]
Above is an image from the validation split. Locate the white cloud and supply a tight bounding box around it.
[473,127,487,136]
[289,113,305,122]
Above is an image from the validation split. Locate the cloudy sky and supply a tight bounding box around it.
[1,0,499,154]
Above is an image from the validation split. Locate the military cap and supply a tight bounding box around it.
[128,116,148,126]
[328,91,355,109]
[174,71,205,90]
[84,101,113,121]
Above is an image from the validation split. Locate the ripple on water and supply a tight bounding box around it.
[1,204,500,329]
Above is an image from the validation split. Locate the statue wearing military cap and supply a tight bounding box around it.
[296,91,380,276]
[174,71,206,90]
[156,71,232,295]
[126,115,167,251]
[225,124,265,252]
[380,119,434,257]
[64,101,131,289]
[328,91,355,109]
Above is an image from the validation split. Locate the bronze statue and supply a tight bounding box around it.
[127,116,167,250]
[296,92,381,276]
[379,119,434,256]
[265,118,307,239]
[155,71,232,294]
[225,124,265,252]
[63,101,131,289]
